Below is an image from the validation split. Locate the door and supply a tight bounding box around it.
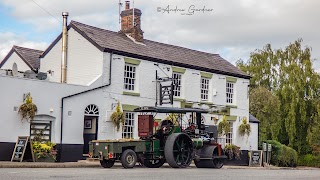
[83,117,98,154]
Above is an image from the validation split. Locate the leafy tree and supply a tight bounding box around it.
[238,39,320,154]
[249,87,280,144]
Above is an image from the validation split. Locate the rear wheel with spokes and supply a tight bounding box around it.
[165,133,193,168]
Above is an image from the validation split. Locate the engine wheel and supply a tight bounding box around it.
[100,159,115,168]
[121,149,137,168]
[143,159,166,168]
[164,133,193,168]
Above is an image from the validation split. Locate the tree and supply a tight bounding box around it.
[238,39,320,154]
[249,87,280,144]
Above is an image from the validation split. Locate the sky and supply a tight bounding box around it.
[0,0,319,70]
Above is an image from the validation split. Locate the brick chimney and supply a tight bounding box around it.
[120,1,144,42]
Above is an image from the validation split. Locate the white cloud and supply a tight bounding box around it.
[1,0,319,65]
[0,32,48,61]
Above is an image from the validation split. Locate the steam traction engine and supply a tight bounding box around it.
[89,106,226,168]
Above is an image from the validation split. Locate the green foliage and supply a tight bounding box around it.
[224,144,241,160]
[18,93,37,122]
[111,102,125,131]
[264,140,297,167]
[238,117,251,136]
[218,115,230,136]
[298,154,320,167]
[32,141,57,160]
[238,39,320,154]
[249,87,281,144]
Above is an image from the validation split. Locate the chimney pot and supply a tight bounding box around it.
[62,12,69,17]
[125,1,130,10]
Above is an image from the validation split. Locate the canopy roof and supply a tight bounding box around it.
[134,106,208,114]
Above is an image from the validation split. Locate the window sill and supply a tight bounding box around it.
[226,104,237,108]
[123,91,140,97]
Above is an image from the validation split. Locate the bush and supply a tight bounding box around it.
[298,154,320,167]
[264,140,297,167]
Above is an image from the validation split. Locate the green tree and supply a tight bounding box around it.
[249,87,280,144]
[238,39,320,154]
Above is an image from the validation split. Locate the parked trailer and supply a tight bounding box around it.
[89,106,226,168]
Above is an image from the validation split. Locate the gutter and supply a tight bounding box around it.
[58,52,113,162]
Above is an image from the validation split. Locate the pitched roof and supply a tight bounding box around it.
[0,46,43,71]
[249,114,260,123]
[43,21,250,79]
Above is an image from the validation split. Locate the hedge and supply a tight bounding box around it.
[298,154,320,167]
[264,140,297,167]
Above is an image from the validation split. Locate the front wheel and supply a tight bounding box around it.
[121,149,137,168]
[100,159,115,168]
[164,133,193,168]
[143,159,166,168]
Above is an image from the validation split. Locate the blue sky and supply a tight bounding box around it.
[0,0,319,70]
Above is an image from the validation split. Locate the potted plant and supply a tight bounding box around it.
[111,102,125,131]
[18,92,37,122]
[32,141,57,162]
[238,117,251,137]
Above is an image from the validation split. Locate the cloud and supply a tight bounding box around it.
[0,32,48,61]
[1,0,319,66]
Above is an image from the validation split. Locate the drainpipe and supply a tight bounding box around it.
[61,12,69,83]
[58,52,113,162]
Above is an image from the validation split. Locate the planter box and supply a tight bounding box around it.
[224,150,249,166]
[34,154,56,162]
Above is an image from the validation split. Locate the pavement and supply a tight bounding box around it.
[0,160,318,170]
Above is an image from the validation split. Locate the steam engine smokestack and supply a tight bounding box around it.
[125,1,130,10]
[61,12,69,83]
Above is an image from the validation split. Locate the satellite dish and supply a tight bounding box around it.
[12,63,18,77]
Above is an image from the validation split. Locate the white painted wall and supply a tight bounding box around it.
[40,28,103,85]
[0,75,87,143]
[1,52,31,72]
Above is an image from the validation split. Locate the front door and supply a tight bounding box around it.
[83,116,98,154]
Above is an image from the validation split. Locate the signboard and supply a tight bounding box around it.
[262,143,267,151]
[249,150,263,167]
[11,136,34,162]
[268,144,272,151]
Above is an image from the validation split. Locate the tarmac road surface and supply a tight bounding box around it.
[0,166,320,180]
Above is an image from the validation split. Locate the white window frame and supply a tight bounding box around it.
[124,63,137,91]
[226,82,235,104]
[201,77,209,101]
[122,112,135,139]
[226,122,233,144]
[172,72,182,97]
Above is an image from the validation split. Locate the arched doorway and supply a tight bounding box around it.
[83,104,99,155]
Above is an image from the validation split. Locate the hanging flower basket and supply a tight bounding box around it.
[238,117,251,137]
[111,102,125,131]
[18,93,37,122]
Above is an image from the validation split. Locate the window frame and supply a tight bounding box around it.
[226,81,235,104]
[124,63,137,91]
[122,112,135,139]
[172,72,182,97]
[201,77,210,101]
[226,122,233,145]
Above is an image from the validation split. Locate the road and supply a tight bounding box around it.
[0,166,319,180]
